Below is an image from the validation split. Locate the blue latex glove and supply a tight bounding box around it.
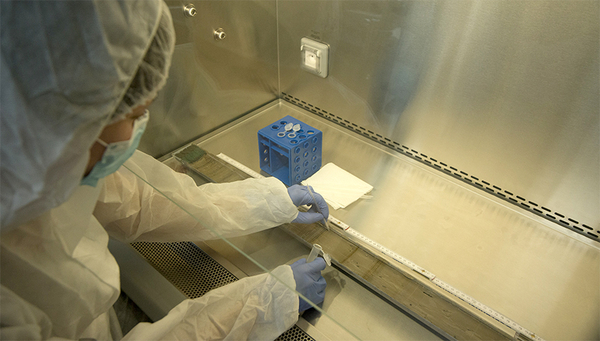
[291,257,327,312]
[287,185,329,224]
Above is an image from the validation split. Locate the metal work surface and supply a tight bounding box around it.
[278,0,599,231]
[183,100,599,340]
[282,93,599,243]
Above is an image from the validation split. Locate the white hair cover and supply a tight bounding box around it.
[0,0,175,231]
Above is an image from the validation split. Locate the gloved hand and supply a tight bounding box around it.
[287,185,329,224]
[291,257,327,312]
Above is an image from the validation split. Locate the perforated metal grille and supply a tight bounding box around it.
[275,325,316,341]
[130,241,238,299]
[131,241,315,340]
[282,92,599,243]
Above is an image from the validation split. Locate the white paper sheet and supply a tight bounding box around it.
[302,163,373,210]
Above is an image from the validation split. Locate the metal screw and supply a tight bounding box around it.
[214,28,226,40]
[183,4,197,17]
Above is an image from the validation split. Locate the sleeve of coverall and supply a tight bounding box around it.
[95,151,301,339]
[94,150,300,242]
[122,265,299,341]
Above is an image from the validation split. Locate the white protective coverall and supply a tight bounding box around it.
[1,0,305,339]
[1,151,301,340]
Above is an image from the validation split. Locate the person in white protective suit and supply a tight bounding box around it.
[0,1,330,340]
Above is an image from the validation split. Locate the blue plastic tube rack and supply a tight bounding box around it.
[258,115,323,186]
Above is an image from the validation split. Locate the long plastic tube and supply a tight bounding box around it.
[307,244,323,263]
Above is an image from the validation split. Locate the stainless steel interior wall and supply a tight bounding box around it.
[278,1,599,230]
[140,0,279,158]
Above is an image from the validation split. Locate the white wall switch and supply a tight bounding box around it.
[301,37,329,78]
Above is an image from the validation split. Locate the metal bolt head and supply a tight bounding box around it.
[184,4,196,17]
[214,28,226,40]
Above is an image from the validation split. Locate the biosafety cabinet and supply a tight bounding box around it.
[109,1,600,340]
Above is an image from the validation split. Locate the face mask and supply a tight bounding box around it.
[81,110,149,187]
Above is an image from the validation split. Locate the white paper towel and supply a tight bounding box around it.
[302,163,373,210]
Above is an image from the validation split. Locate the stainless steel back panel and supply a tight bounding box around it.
[139,0,279,158]
[278,1,599,230]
